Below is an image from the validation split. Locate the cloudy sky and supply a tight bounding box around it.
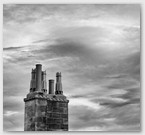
[3,4,140,131]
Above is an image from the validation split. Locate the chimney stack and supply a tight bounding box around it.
[25,65,69,131]
[30,69,36,92]
[42,71,47,93]
[55,72,63,94]
[36,64,42,91]
[49,80,54,94]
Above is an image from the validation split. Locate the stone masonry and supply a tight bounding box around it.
[24,64,69,131]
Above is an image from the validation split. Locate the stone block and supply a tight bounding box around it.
[36,99,47,106]
[38,106,46,112]
[54,119,62,124]
[59,102,67,107]
[47,118,54,124]
[61,114,68,118]
[52,113,60,118]
[46,113,53,117]
[59,107,64,113]
[36,117,46,124]
[63,108,68,114]
[30,123,35,130]
[61,124,68,130]
[48,124,61,129]
[47,105,52,112]
[53,107,60,112]
[63,118,68,124]
[36,122,47,130]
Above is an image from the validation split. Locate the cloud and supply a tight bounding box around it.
[3,4,140,25]
[3,37,140,131]
[69,103,140,131]
[3,4,140,48]
[4,111,19,117]
[3,4,140,131]
[4,112,24,131]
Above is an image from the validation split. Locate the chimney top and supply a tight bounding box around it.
[56,72,61,77]
[49,79,54,82]
[36,64,42,66]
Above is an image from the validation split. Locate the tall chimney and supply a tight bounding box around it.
[49,80,54,94]
[55,72,63,94]
[36,64,42,91]
[30,69,36,92]
[42,71,47,93]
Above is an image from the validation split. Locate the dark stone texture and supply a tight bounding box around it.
[61,114,68,118]
[24,93,69,131]
[52,113,61,118]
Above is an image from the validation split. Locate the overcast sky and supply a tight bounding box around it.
[3,4,140,131]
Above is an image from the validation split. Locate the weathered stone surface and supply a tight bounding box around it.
[61,114,68,118]
[52,113,61,118]
[24,93,69,131]
[63,118,68,124]
[24,65,69,131]
[36,99,47,105]
[24,100,36,131]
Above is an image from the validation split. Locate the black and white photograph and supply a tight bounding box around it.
[3,4,140,131]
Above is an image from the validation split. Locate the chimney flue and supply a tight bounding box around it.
[36,64,42,91]
[49,80,54,94]
[55,72,63,95]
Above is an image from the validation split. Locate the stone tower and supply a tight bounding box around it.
[24,64,69,131]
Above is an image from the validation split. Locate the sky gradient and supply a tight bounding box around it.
[3,4,140,131]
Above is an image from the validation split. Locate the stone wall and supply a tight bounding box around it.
[24,93,69,131]
[24,100,36,131]
[35,99,47,131]
[46,101,68,131]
